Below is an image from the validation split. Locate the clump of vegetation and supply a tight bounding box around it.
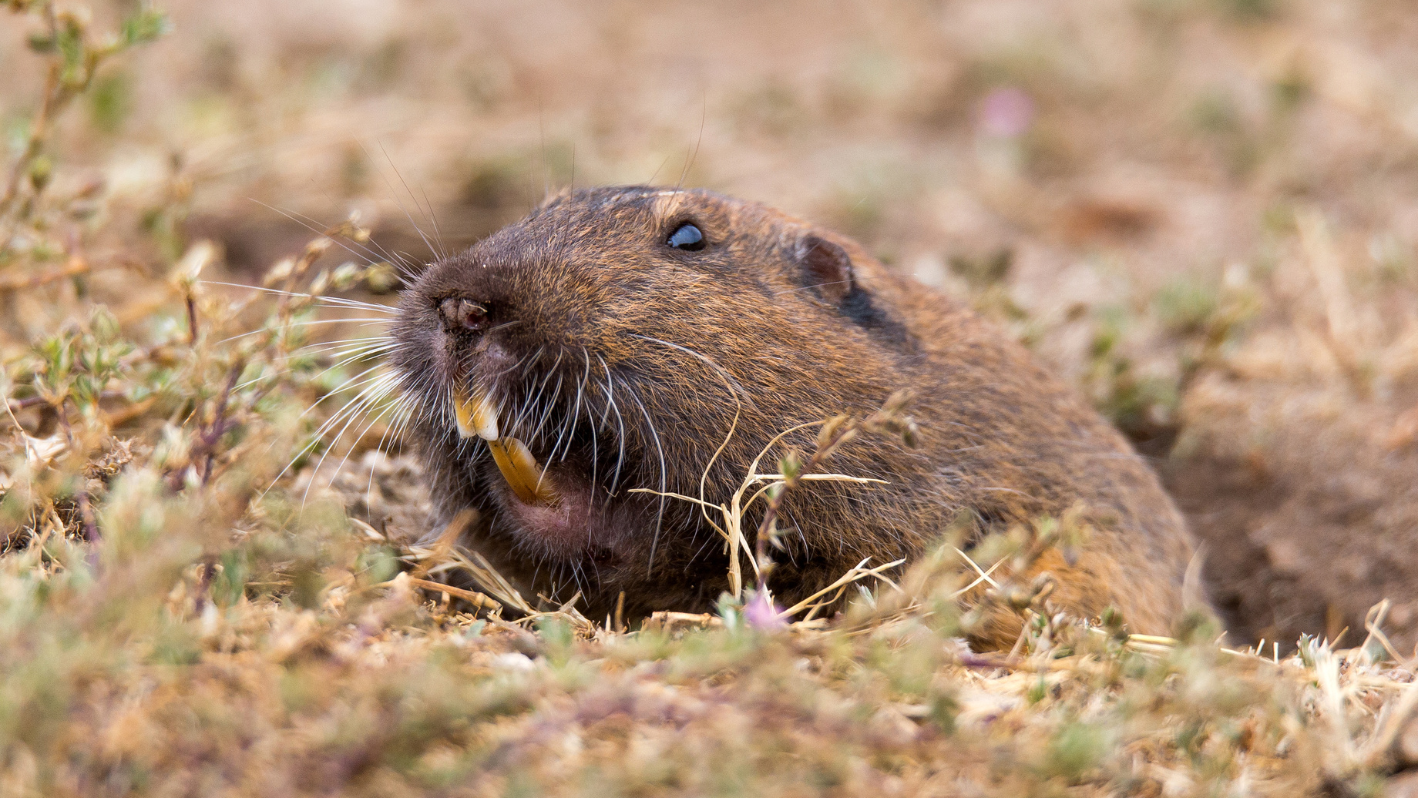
[2,2,1418,796]
[1076,271,1259,450]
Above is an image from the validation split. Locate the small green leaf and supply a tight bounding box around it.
[121,8,170,46]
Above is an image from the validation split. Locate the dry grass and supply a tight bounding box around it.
[5,0,1418,795]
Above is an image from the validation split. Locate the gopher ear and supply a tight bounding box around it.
[799,234,854,304]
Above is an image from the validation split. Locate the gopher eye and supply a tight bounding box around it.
[666,223,705,251]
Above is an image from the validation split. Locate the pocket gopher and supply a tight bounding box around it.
[390,186,1203,640]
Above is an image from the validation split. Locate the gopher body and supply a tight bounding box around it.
[391,186,1201,640]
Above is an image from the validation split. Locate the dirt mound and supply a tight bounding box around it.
[1167,372,1418,652]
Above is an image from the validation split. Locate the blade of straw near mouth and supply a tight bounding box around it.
[489,437,559,506]
[453,385,499,440]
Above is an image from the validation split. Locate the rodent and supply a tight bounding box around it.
[390,185,1204,642]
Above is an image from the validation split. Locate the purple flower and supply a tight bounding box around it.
[979,87,1035,138]
[743,592,787,630]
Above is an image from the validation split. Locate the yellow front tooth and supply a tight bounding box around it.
[452,386,499,440]
[488,437,559,506]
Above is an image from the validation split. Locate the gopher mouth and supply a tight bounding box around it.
[449,379,644,565]
[452,385,561,507]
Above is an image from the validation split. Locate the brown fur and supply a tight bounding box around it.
[390,186,1202,642]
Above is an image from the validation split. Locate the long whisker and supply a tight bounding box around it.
[268,368,397,490]
[201,281,399,314]
[627,333,745,532]
[247,199,414,279]
[364,393,415,499]
[318,387,404,501]
[596,354,627,496]
[674,98,707,194]
[329,376,408,480]
[419,186,449,261]
[553,352,590,467]
[217,318,392,346]
[510,347,547,435]
[372,141,442,264]
[645,151,676,186]
[520,350,562,438]
[531,372,563,448]
[292,340,398,385]
[260,199,424,281]
[625,385,668,573]
[249,357,394,494]
[533,373,572,494]
[301,371,401,505]
[289,363,394,427]
[236,339,394,392]
[291,337,397,359]
[583,349,599,494]
[628,333,746,398]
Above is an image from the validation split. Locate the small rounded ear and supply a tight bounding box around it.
[799,234,854,304]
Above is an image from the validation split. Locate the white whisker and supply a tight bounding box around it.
[200,281,398,314]
[625,385,668,572]
[300,371,401,505]
[217,317,392,346]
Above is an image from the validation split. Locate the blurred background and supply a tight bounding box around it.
[5,0,1418,651]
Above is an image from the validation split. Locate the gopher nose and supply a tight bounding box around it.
[438,297,489,334]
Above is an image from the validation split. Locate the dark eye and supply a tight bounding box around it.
[667,223,705,251]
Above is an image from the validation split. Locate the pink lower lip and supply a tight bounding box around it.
[500,476,589,550]
[493,465,633,562]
